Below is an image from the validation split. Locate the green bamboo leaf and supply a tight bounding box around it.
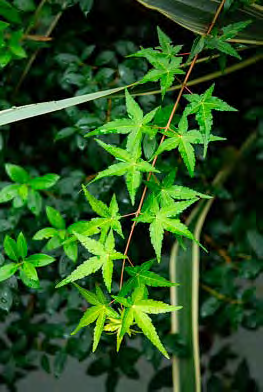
[134,0,263,45]
[0,86,127,127]
[169,132,256,392]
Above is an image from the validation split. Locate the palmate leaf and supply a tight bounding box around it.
[86,90,159,155]
[56,231,126,292]
[113,286,181,358]
[138,58,185,98]
[93,139,159,205]
[104,309,136,352]
[119,259,177,296]
[130,27,185,97]
[157,26,183,58]
[145,170,211,207]
[136,197,197,261]
[205,36,241,59]
[82,185,123,239]
[156,115,223,176]
[71,285,117,352]
[204,20,252,60]
[189,21,252,61]
[184,84,236,156]
[134,310,169,357]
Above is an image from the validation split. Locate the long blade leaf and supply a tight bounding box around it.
[0,86,126,127]
[135,0,263,44]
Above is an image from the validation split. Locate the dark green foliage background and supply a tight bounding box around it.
[0,0,262,390]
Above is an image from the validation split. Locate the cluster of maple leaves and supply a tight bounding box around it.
[0,24,246,357]
[50,28,239,357]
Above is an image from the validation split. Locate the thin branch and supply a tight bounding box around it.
[106,98,112,122]
[132,54,262,98]
[204,234,232,263]
[121,212,137,218]
[24,0,48,35]
[14,1,68,96]
[201,283,243,305]
[120,0,228,289]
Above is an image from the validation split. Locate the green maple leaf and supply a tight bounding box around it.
[119,259,178,297]
[104,308,138,351]
[130,27,183,63]
[136,196,198,261]
[189,21,251,61]
[93,139,159,205]
[155,115,210,176]
[56,230,126,292]
[71,284,118,352]
[156,27,183,58]
[205,20,251,60]
[82,185,123,241]
[113,286,181,358]
[184,84,236,156]
[86,90,159,155]
[145,170,211,207]
[139,56,184,98]
[130,27,185,97]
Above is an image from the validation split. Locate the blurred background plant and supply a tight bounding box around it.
[0,0,262,391]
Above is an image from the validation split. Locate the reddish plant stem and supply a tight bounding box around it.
[119,57,198,289]
[175,75,194,94]
[119,0,227,289]
[121,212,137,218]
[177,52,190,56]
